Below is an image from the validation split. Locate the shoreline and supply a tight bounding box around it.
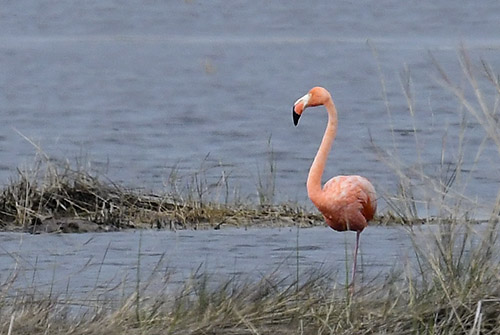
[0,162,487,234]
[0,210,475,234]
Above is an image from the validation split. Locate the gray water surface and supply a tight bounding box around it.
[1,1,500,214]
[1,1,500,301]
[0,226,414,298]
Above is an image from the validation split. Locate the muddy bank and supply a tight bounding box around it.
[9,210,326,234]
[8,211,423,234]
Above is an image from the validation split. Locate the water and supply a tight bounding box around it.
[1,1,500,298]
[0,224,494,299]
[0,226,413,298]
[1,1,500,214]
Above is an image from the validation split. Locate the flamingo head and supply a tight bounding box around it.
[292,87,331,126]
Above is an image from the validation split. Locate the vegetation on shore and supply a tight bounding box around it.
[0,155,328,233]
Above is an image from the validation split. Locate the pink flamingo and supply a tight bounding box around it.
[292,87,377,290]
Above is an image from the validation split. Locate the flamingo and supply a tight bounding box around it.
[292,86,377,290]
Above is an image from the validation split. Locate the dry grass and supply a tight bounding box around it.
[369,46,500,226]
[0,151,325,233]
[0,223,498,335]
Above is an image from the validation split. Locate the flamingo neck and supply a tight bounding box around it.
[307,99,338,207]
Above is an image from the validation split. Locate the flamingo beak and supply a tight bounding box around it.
[292,108,301,126]
[292,93,310,126]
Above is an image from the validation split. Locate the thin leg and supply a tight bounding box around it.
[350,231,361,292]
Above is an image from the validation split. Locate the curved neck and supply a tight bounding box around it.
[307,99,338,205]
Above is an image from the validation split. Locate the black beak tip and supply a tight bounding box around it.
[292,108,301,126]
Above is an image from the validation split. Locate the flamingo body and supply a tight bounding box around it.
[319,175,376,232]
[292,86,376,291]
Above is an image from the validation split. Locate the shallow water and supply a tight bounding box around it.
[0,226,414,298]
[1,1,500,216]
[1,2,500,302]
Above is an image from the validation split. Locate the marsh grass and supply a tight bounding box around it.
[362,47,500,333]
[256,136,277,207]
[0,144,322,232]
[370,45,500,225]
[0,225,498,335]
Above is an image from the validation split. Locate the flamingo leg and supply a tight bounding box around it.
[350,231,361,291]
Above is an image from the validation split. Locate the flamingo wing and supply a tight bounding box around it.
[320,175,377,231]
